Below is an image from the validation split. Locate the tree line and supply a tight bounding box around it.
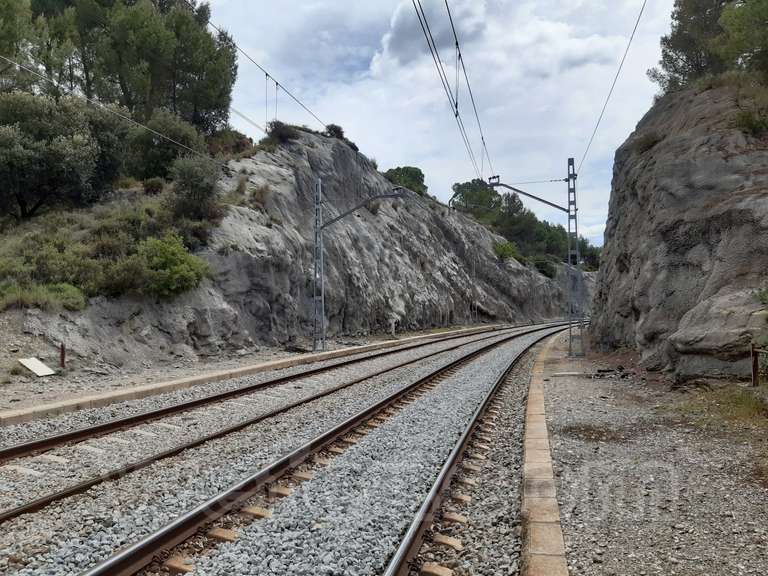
[649,0,768,92]
[1,0,236,133]
[450,178,601,272]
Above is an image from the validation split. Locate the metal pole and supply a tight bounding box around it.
[312,178,323,352]
[319,180,326,351]
[567,158,585,357]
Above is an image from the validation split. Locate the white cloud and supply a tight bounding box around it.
[210,0,674,246]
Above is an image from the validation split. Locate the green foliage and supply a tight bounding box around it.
[534,259,557,279]
[451,178,600,267]
[647,0,728,93]
[126,108,206,180]
[734,109,768,136]
[384,166,428,196]
[168,156,222,221]
[263,121,300,145]
[135,234,209,298]
[9,0,237,133]
[0,93,129,219]
[717,0,768,78]
[207,128,253,157]
[0,194,211,307]
[0,281,86,312]
[494,242,523,262]
[143,177,165,195]
[324,124,345,139]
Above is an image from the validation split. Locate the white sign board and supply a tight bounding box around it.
[18,358,56,377]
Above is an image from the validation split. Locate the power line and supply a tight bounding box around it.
[176,0,326,130]
[578,0,647,174]
[444,0,494,177]
[412,0,481,179]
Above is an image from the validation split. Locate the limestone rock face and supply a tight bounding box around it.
[590,86,768,377]
[20,132,589,369]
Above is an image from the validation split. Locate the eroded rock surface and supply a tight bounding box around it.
[12,132,588,370]
[591,85,768,377]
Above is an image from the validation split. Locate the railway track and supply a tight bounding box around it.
[32,324,563,576]
[0,324,562,529]
[0,325,515,462]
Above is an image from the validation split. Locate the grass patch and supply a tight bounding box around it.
[0,282,86,312]
[677,384,768,427]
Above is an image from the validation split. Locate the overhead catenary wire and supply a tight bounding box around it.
[412,0,481,179]
[444,0,494,177]
[176,0,325,130]
[577,0,648,174]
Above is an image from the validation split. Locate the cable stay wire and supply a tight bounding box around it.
[176,0,325,130]
[0,54,235,172]
[412,0,481,179]
[505,178,567,186]
[444,0,494,177]
[577,0,647,174]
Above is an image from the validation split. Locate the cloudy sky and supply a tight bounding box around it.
[209,0,674,245]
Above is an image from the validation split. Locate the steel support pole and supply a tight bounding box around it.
[312,178,326,352]
[567,158,585,357]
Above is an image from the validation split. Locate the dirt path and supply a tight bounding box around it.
[541,333,768,575]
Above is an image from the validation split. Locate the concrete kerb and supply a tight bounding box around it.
[521,334,569,576]
[0,325,504,427]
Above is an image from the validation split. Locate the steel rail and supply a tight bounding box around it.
[77,324,560,576]
[0,325,515,463]
[383,327,564,576]
[0,324,557,525]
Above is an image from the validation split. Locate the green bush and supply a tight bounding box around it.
[494,241,523,262]
[0,93,130,219]
[126,109,206,180]
[137,235,209,298]
[735,109,768,136]
[324,124,345,139]
[143,177,165,195]
[169,157,222,221]
[534,259,557,279]
[264,121,300,144]
[385,166,428,196]
[207,128,253,157]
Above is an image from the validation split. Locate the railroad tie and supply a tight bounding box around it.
[267,484,292,498]
[433,533,463,552]
[240,506,272,519]
[442,511,468,525]
[451,493,472,505]
[421,562,454,576]
[291,470,314,482]
[164,555,194,574]
[207,527,238,543]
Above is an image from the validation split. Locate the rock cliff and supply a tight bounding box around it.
[591,85,768,378]
[13,131,590,370]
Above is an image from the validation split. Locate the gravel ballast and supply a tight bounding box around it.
[544,333,768,576]
[192,330,559,576]
[0,329,530,513]
[413,350,538,576]
[0,327,558,576]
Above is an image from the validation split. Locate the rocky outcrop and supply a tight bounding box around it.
[591,85,768,378]
[15,132,589,370]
